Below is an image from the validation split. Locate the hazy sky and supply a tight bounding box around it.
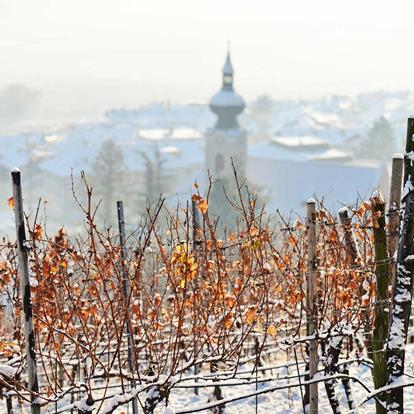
[1,0,414,123]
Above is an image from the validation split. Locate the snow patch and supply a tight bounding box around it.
[29,277,38,288]
[402,175,414,199]
[407,151,414,165]
[0,364,17,379]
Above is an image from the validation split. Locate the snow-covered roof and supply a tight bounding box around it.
[272,136,329,149]
[170,128,202,139]
[308,148,352,162]
[160,145,180,155]
[44,133,65,144]
[137,128,202,141]
[210,90,245,108]
[248,142,320,162]
[345,158,384,168]
[138,129,169,140]
[248,157,385,213]
[30,148,55,163]
[0,121,206,178]
[306,109,343,128]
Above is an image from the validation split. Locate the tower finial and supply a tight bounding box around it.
[223,44,233,78]
[209,48,245,129]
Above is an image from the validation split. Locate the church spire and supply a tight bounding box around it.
[209,49,245,129]
[222,50,234,89]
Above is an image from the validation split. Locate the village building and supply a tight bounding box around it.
[0,51,391,232]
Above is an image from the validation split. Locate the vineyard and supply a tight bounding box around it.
[2,118,414,414]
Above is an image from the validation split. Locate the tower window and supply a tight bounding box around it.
[215,154,224,173]
[223,75,233,85]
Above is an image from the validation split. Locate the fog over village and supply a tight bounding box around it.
[0,86,407,234]
[2,2,414,414]
[0,1,413,233]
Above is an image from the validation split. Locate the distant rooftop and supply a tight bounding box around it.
[160,145,180,155]
[137,128,202,141]
[248,157,385,214]
[308,148,352,162]
[271,136,330,150]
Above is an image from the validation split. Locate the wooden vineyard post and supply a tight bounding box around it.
[192,198,201,396]
[11,168,40,414]
[388,153,404,293]
[255,337,258,414]
[339,205,374,358]
[370,191,389,414]
[117,201,139,414]
[6,394,13,414]
[338,207,360,264]
[306,199,318,414]
[386,117,414,413]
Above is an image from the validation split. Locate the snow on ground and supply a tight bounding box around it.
[163,362,372,413]
[3,345,414,413]
[128,345,414,413]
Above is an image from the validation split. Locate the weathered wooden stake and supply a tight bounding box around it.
[11,168,40,414]
[192,199,201,396]
[338,207,361,264]
[192,198,201,252]
[371,191,389,414]
[117,201,138,414]
[388,153,404,293]
[6,394,14,414]
[306,199,318,414]
[254,336,259,414]
[386,117,414,413]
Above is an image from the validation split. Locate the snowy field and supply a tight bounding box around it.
[5,349,414,413]
[161,350,414,414]
[55,345,414,414]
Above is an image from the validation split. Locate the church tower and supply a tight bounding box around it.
[206,50,247,227]
[206,51,247,186]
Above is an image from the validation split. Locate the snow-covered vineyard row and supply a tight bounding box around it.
[2,118,414,414]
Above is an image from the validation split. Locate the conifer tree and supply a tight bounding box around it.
[359,116,398,160]
[92,139,125,225]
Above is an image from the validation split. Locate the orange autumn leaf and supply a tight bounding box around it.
[197,199,208,214]
[249,226,259,237]
[360,201,371,211]
[274,284,283,294]
[131,303,141,317]
[33,224,43,241]
[245,307,257,325]
[224,295,236,308]
[266,324,278,338]
[288,235,297,246]
[294,219,306,231]
[7,196,14,209]
[223,312,234,329]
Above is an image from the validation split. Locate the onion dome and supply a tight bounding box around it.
[209,51,245,129]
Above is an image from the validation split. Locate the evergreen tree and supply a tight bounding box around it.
[92,139,125,225]
[359,116,398,160]
[136,144,173,216]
